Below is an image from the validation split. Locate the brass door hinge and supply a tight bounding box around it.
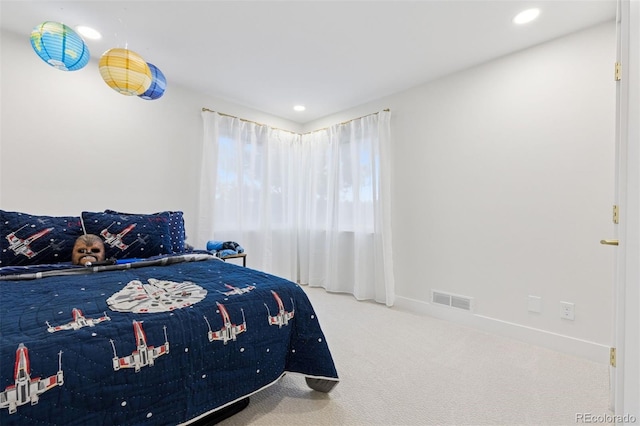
[613,205,619,224]
[610,347,616,367]
[615,62,622,81]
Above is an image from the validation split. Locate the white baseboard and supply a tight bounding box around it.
[393,295,611,365]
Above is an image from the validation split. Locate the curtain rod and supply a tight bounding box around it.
[201,107,390,135]
[201,108,298,135]
[302,109,390,135]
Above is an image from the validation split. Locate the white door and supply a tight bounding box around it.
[608,0,639,419]
[606,0,622,409]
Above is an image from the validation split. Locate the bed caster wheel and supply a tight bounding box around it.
[305,377,338,393]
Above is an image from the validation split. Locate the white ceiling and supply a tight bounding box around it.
[0,0,616,123]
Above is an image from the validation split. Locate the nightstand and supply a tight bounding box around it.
[220,252,247,267]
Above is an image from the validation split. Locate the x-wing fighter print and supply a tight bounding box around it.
[204,302,247,344]
[219,283,256,296]
[0,343,63,414]
[110,321,169,373]
[264,290,295,328]
[100,222,136,250]
[5,225,54,259]
[134,234,150,246]
[46,308,111,333]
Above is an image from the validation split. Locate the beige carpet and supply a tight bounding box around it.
[219,286,611,425]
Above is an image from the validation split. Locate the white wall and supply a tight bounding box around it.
[0,30,301,241]
[1,22,616,362]
[305,22,617,362]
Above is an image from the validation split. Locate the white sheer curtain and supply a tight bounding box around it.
[196,111,300,281]
[298,110,395,305]
[197,109,395,306]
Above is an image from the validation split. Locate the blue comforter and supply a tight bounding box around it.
[0,253,338,425]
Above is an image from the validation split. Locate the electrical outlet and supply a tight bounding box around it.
[528,295,542,313]
[560,301,575,320]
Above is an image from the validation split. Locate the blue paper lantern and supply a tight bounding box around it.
[30,22,90,71]
[138,62,166,100]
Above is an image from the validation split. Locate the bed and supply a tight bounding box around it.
[0,209,339,425]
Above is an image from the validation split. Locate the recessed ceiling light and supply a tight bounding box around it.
[293,105,306,112]
[513,8,540,25]
[76,26,101,40]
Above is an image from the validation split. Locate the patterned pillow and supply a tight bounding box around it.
[0,210,84,266]
[104,210,186,253]
[166,211,186,253]
[82,211,173,259]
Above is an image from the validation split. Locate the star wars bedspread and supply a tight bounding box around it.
[0,253,339,425]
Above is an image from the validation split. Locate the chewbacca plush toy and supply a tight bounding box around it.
[72,234,106,266]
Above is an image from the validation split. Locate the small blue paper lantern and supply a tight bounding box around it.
[30,21,90,71]
[138,62,166,100]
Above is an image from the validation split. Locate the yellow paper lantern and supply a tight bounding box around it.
[99,48,152,96]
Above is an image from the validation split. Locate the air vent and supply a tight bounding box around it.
[432,292,451,306]
[451,295,472,311]
[431,290,474,312]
